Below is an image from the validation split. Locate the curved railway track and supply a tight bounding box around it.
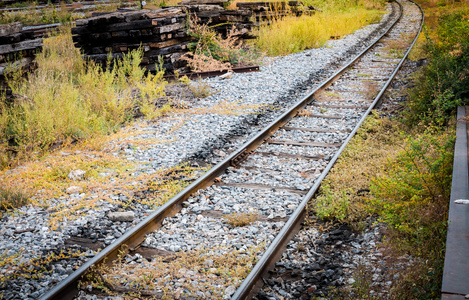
[38,0,424,298]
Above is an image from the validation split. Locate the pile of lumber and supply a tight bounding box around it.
[72,7,191,73]
[0,22,43,97]
[71,1,255,73]
[236,1,313,23]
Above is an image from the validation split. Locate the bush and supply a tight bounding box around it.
[369,128,454,260]
[405,9,469,126]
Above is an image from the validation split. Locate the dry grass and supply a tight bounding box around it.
[87,244,264,298]
[187,79,214,98]
[223,211,258,227]
[311,112,405,227]
[0,187,29,215]
[1,26,167,170]
[0,248,84,283]
[363,81,380,99]
[178,100,268,116]
[183,16,261,72]
[254,6,385,56]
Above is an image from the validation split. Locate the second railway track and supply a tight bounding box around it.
[5,0,424,298]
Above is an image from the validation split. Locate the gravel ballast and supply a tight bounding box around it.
[0,4,401,299]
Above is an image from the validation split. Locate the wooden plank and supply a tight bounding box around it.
[267,139,341,148]
[281,126,351,133]
[179,0,228,5]
[0,57,33,76]
[310,103,368,109]
[143,7,184,19]
[0,38,42,55]
[300,113,343,119]
[0,22,22,37]
[215,182,308,195]
[150,39,184,49]
[254,151,324,160]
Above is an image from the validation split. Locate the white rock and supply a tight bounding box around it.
[219,72,233,80]
[66,186,83,194]
[455,199,469,205]
[67,169,86,181]
[224,285,236,298]
[108,211,135,222]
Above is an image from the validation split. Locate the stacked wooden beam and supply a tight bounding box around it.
[72,7,191,73]
[236,1,313,23]
[71,2,255,73]
[180,0,254,38]
[0,22,42,97]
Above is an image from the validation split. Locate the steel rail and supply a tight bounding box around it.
[40,1,421,298]
[232,0,424,298]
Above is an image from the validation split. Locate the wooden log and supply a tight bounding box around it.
[0,48,38,64]
[72,15,186,36]
[0,57,33,76]
[150,38,187,49]
[0,31,35,45]
[0,38,42,55]
[83,53,125,63]
[143,7,184,19]
[75,10,151,27]
[184,4,225,12]
[0,22,22,37]
[179,0,228,5]
[144,42,189,56]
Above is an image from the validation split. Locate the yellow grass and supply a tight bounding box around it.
[1,26,167,170]
[254,7,385,56]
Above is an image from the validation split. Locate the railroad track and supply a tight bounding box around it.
[35,0,424,298]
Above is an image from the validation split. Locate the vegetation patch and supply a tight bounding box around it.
[183,15,262,72]
[254,0,386,56]
[84,244,264,298]
[223,211,258,227]
[0,26,168,170]
[405,3,469,126]
[0,187,29,216]
[0,248,84,283]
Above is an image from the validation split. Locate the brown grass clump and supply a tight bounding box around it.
[0,187,29,215]
[0,248,84,283]
[182,16,261,72]
[223,211,258,227]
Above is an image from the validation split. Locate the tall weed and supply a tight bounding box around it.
[1,27,166,168]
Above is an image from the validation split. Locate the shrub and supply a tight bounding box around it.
[369,128,454,260]
[405,8,469,126]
